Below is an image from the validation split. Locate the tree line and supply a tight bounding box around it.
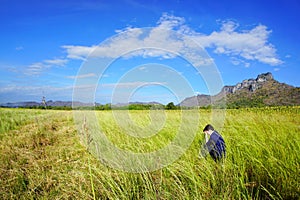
[9,102,183,110]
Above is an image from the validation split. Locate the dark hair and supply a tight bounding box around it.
[203,124,214,132]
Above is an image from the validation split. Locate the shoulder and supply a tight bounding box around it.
[212,131,224,141]
[211,131,219,139]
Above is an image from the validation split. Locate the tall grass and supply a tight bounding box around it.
[0,107,299,199]
[0,108,46,138]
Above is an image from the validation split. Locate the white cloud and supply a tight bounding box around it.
[23,58,68,76]
[100,81,166,89]
[61,14,282,66]
[244,62,250,68]
[24,62,50,76]
[192,22,282,66]
[230,57,250,67]
[44,58,68,66]
[0,84,96,97]
[66,73,97,79]
[230,57,240,66]
[0,84,71,95]
[62,45,97,60]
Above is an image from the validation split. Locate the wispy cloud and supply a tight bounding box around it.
[66,73,97,79]
[230,57,250,67]
[24,62,50,76]
[100,81,167,89]
[0,84,95,98]
[23,58,68,76]
[62,13,282,66]
[44,58,68,66]
[0,85,73,98]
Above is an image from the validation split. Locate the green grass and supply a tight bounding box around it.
[0,107,299,199]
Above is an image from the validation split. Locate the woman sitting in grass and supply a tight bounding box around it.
[201,124,226,162]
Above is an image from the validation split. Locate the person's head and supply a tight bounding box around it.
[203,124,214,135]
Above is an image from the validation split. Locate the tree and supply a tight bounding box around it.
[165,102,177,110]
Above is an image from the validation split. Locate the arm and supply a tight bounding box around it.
[205,133,209,143]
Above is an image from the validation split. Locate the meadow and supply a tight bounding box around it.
[0,107,299,199]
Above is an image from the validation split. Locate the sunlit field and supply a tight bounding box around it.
[0,107,299,199]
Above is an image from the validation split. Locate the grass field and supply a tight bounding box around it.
[0,107,299,199]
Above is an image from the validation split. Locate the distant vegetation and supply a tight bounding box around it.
[3,102,299,110]
[3,102,181,110]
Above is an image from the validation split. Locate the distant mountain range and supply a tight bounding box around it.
[1,72,299,108]
[180,72,300,108]
[0,100,162,108]
[0,100,81,108]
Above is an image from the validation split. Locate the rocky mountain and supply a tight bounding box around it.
[221,72,274,94]
[180,72,300,108]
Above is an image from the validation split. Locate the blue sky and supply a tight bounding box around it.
[0,0,299,104]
